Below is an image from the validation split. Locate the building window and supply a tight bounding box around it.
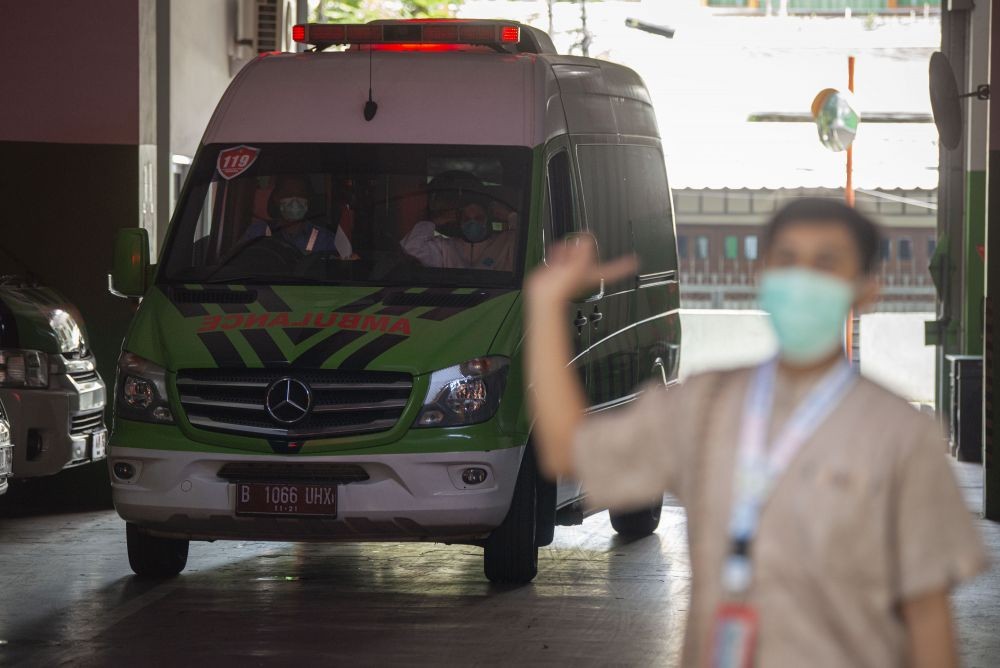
[879,239,891,262]
[724,236,739,260]
[678,235,689,259]
[899,238,913,261]
[744,235,758,260]
[927,238,937,258]
[696,236,710,260]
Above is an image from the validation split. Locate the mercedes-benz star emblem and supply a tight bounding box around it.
[265,377,313,424]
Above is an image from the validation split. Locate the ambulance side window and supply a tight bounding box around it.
[622,145,677,275]
[546,151,573,242]
[577,144,630,290]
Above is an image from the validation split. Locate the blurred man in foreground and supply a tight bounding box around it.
[526,199,987,668]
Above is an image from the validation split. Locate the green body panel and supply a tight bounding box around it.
[127,285,521,375]
[114,146,549,457]
[0,284,91,354]
[964,170,986,355]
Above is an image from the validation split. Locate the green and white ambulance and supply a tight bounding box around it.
[108,20,681,583]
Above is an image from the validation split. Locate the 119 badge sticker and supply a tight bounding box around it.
[216,145,261,180]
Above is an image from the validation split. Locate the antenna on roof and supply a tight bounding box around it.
[364,46,378,122]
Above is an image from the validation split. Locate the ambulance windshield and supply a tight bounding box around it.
[161,143,531,288]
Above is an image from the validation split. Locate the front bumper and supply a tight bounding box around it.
[2,372,107,478]
[110,445,524,543]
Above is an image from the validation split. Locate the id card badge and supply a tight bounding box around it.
[709,603,758,668]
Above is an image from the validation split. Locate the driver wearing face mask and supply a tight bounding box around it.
[243,175,339,254]
[400,192,516,271]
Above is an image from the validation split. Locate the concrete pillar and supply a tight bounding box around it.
[936,5,970,421]
[964,0,991,358]
[984,0,1000,521]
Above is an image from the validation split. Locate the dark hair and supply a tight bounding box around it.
[762,198,882,275]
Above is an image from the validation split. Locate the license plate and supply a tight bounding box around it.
[91,429,108,461]
[235,482,338,518]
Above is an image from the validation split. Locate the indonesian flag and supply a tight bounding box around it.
[325,174,355,259]
[334,204,355,259]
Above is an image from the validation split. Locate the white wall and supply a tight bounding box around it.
[680,310,936,404]
[679,310,776,378]
[859,312,936,403]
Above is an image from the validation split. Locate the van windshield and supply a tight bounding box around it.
[161,143,532,288]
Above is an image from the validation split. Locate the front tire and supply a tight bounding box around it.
[484,451,538,584]
[126,522,189,578]
[610,498,663,537]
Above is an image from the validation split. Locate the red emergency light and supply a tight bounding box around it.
[292,21,521,50]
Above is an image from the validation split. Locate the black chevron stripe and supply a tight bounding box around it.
[291,330,367,368]
[241,329,288,367]
[338,287,397,314]
[198,332,245,368]
[255,286,292,312]
[338,334,408,371]
[283,328,322,344]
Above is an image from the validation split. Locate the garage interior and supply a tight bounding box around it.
[2,1,999,666]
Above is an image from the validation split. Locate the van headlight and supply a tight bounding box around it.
[415,356,509,428]
[0,349,49,388]
[116,352,174,424]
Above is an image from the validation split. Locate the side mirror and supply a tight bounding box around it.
[109,228,150,299]
[563,232,605,303]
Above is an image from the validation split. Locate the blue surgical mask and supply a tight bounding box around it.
[279,197,308,222]
[759,268,855,365]
[461,218,490,244]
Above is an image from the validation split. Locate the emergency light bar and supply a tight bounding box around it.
[292,22,521,49]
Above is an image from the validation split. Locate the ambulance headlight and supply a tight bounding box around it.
[415,356,509,428]
[116,352,174,424]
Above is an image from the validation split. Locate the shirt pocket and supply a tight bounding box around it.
[787,464,886,584]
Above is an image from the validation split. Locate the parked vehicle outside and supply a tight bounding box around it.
[0,274,108,482]
[0,398,11,495]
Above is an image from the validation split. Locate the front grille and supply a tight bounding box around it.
[68,369,100,384]
[217,462,370,484]
[71,411,105,437]
[176,369,413,440]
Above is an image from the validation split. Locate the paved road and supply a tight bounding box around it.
[0,478,689,667]
[1,462,996,667]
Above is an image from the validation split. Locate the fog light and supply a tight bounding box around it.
[461,467,488,485]
[152,406,173,422]
[71,441,87,461]
[113,462,135,480]
[418,409,445,427]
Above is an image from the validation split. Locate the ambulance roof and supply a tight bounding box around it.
[203,50,659,148]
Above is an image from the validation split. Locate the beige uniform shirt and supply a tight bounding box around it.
[574,366,987,668]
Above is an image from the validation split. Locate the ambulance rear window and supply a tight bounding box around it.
[161,143,532,288]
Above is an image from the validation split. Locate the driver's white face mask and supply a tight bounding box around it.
[279,197,308,222]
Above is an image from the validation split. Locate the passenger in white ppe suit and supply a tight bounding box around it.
[401,191,516,272]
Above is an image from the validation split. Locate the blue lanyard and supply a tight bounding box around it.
[723,358,856,595]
